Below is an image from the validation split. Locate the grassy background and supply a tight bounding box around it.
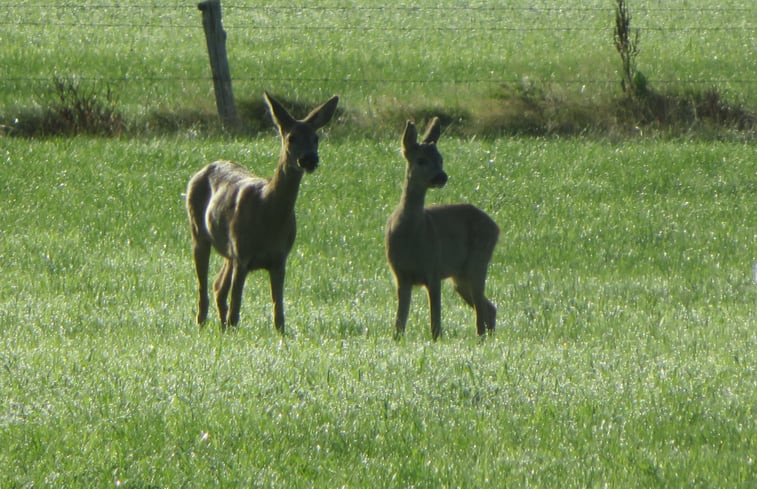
[1,1,755,136]
[1,136,755,487]
[1,0,756,487]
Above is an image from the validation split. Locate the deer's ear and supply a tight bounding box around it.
[304,95,339,130]
[421,117,442,145]
[264,91,296,134]
[402,121,418,152]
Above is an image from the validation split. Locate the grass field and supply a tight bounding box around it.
[2,0,755,136]
[1,135,755,487]
[1,1,756,488]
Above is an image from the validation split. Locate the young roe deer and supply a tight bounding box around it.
[186,92,338,333]
[385,118,499,340]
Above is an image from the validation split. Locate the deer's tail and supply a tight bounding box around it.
[186,166,213,240]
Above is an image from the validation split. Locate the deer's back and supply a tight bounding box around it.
[426,203,499,276]
[386,203,498,284]
[187,161,271,257]
[426,203,499,246]
[187,160,267,220]
[205,160,265,188]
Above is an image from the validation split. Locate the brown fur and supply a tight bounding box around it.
[385,118,499,340]
[186,92,338,333]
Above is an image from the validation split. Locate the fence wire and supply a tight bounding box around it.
[1,3,755,90]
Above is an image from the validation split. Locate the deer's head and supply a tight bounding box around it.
[401,117,447,189]
[265,92,339,173]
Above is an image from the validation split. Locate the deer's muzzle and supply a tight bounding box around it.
[431,171,448,188]
[298,152,319,173]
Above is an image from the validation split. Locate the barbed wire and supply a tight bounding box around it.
[1,76,753,86]
[3,20,753,32]
[4,3,754,30]
[5,4,757,12]
[2,4,755,89]
[4,21,752,31]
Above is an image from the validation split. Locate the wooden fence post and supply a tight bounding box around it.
[198,0,238,128]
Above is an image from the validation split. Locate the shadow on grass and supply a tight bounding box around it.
[475,81,756,140]
[1,78,754,141]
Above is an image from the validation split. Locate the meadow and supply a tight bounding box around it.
[1,1,756,488]
[1,136,755,487]
[2,0,755,135]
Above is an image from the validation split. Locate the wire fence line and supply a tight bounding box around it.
[4,15,754,31]
[3,76,755,85]
[3,3,755,92]
[4,3,754,30]
[4,21,754,32]
[6,4,757,12]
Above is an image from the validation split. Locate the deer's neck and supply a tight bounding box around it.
[396,180,428,223]
[265,155,304,217]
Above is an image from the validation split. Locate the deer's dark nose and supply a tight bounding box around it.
[431,171,448,188]
[298,152,319,173]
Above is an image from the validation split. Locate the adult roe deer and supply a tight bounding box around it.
[186,92,339,333]
[385,118,499,340]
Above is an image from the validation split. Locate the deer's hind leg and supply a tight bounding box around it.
[227,260,249,328]
[214,259,233,328]
[483,299,496,332]
[187,171,213,326]
[453,275,495,336]
[191,237,211,327]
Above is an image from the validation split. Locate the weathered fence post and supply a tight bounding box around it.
[198,0,238,128]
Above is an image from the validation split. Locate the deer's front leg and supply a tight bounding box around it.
[269,263,286,334]
[227,262,248,328]
[426,280,442,341]
[393,279,412,340]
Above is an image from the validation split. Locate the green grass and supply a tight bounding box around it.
[2,1,755,136]
[1,136,755,487]
[1,1,755,486]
